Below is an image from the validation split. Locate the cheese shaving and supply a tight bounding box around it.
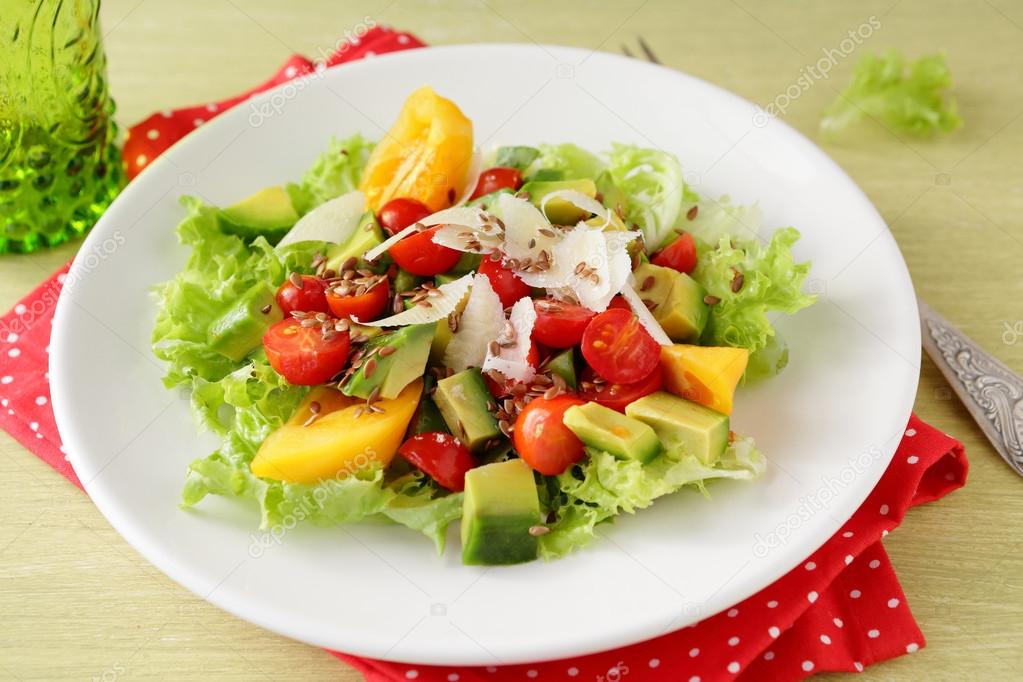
[483,296,537,383]
[620,280,673,345]
[362,224,417,263]
[276,190,365,249]
[443,273,504,371]
[354,273,473,327]
[539,189,613,229]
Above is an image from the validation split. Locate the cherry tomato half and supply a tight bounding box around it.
[326,278,390,322]
[581,308,661,384]
[470,166,523,200]
[398,432,476,492]
[378,197,432,235]
[607,295,631,311]
[479,257,531,308]
[483,342,540,398]
[513,395,587,476]
[388,225,462,276]
[652,232,697,274]
[578,366,663,413]
[531,299,596,349]
[262,318,351,386]
[275,275,329,315]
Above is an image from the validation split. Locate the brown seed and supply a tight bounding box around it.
[368,386,381,404]
[300,318,319,328]
[528,525,550,537]
[704,295,721,305]
[289,272,304,289]
[448,187,456,204]
[543,386,560,401]
[528,238,536,249]
[498,419,512,436]
[539,228,557,238]
[260,303,272,314]
[353,406,364,419]
[488,250,502,262]
[687,205,699,221]
[640,276,655,292]
[418,299,433,308]
[574,262,587,275]
[322,269,336,280]
[642,298,657,310]
[364,358,378,378]
[335,319,350,332]
[488,340,501,357]
[731,271,744,293]
[378,345,396,357]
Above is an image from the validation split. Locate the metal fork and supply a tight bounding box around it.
[621,38,1023,477]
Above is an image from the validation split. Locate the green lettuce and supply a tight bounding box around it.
[691,227,815,377]
[605,144,696,251]
[821,51,962,137]
[286,134,374,214]
[531,143,605,180]
[154,194,459,548]
[539,438,765,559]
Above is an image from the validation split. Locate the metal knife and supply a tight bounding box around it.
[919,301,1023,476]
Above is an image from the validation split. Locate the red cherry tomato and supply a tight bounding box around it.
[483,343,540,398]
[398,432,476,492]
[470,167,523,200]
[607,295,631,311]
[581,308,660,384]
[513,395,586,476]
[479,257,531,308]
[531,299,596,349]
[262,318,350,386]
[275,275,329,315]
[378,197,432,235]
[325,279,390,322]
[388,225,462,276]
[578,366,663,413]
[652,232,698,274]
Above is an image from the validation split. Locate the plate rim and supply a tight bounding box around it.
[49,42,921,665]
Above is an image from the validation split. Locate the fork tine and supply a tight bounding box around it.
[621,43,634,58]
[637,36,661,64]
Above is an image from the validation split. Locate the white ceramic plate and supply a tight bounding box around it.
[50,44,920,666]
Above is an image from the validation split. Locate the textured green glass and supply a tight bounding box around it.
[0,0,123,254]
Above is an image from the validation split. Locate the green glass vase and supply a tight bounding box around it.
[0,0,124,254]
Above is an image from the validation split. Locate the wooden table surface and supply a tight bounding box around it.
[2,0,1022,679]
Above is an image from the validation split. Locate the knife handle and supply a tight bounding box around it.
[919,301,1023,476]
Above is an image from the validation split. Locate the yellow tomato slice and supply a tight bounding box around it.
[359,86,474,212]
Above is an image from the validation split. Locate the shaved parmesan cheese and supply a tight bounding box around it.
[355,274,473,327]
[363,224,417,262]
[453,147,483,206]
[620,280,672,345]
[276,190,365,249]
[539,189,613,229]
[498,193,556,261]
[483,297,537,383]
[420,206,489,230]
[443,274,505,371]
[431,223,503,254]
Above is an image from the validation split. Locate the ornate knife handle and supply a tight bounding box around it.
[919,301,1023,476]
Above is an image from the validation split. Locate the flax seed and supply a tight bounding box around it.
[704,295,720,305]
[687,205,699,221]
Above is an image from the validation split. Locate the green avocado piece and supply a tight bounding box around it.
[393,268,423,294]
[563,403,661,464]
[519,178,597,225]
[341,323,435,400]
[529,168,565,182]
[594,170,627,218]
[657,271,709,342]
[461,459,540,565]
[632,263,677,311]
[545,348,577,390]
[206,281,282,361]
[434,368,501,453]
[494,145,540,171]
[625,392,729,465]
[411,377,450,435]
[324,211,385,272]
[218,187,299,244]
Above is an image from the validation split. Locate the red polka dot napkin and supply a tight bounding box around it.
[0,27,968,682]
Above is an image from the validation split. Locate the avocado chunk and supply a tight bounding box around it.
[563,402,661,464]
[625,392,729,465]
[632,263,677,311]
[324,211,385,272]
[342,323,435,400]
[393,268,423,294]
[461,459,540,566]
[434,368,501,452]
[494,145,540,171]
[595,170,627,219]
[519,178,597,225]
[411,377,450,435]
[545,348,577,390]
[207,281,282,361]
[530,168,565,182]
[218,187,299,244]
[657,272,709,342]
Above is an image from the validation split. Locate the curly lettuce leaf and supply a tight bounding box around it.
[605,144,695,252]
[157,196,459,546]
[821,51,961,137]
[531,143,606,180]
[539,438,765,559]
[691,227,815,376]
[286,134,374,214]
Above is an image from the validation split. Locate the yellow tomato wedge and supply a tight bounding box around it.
[359,86,474,212]
[250,379,423,484]
[660,345,749,415]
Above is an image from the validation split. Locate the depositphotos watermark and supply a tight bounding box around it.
[753,16,881,127]
[248,446,378,557]
[752,444,883,558]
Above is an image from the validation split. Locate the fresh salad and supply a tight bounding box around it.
[153,86,815,565]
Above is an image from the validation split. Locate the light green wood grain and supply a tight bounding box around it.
[2,0,1022,679]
